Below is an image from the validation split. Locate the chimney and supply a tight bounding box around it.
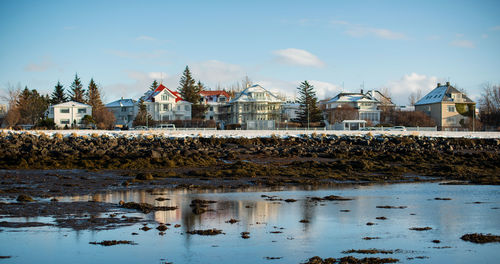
[437,83,441,87]
[360,89,364,94]
[446,81,450,86]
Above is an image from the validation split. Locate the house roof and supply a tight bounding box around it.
[200,90,230,98]
[144,84,184,103]
[105,98,136,108]
[325,92,377,104]
[415,84,474,105]
[230,84,283,103]
[52,101,91,108]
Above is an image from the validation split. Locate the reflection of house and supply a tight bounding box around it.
[415,82,475,131]
[105,98,138,128]
[228,84,283,129]
[47,101,92,128]
[199,90,231,121]
[321,90,384,125]
[141,84,192,121]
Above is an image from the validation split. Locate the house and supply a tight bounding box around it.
[227,84,283,129]
[105,98,138,128]
[281,101,300,122]
[47,101,92,128]
[415,82,475,131]
[199,90,231,121]
[140,83,192,122]
[320,90,383,125]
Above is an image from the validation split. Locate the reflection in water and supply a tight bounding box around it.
[11,183,498,264]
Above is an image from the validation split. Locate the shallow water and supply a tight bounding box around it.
[1,183,499,263]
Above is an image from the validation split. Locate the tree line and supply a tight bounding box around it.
[2,74,115,129]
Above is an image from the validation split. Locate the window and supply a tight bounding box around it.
[60,119,70,124]
[163,104,170,111]
[121,107,127,112]
[60,108,70,113]
[161,94,169,101]
[185,105,189,111]
[78,108,86,114]
[448,106,455,112]
[210,106,214,111]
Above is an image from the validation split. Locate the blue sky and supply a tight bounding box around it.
[1,0,499,105]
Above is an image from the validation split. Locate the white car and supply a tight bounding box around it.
[390,126,407,131]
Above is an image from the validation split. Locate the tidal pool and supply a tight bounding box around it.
[1,182,499,263]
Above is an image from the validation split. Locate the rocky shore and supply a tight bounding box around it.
[0,131,498,199]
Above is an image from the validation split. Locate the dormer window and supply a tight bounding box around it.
[161,94,169,101]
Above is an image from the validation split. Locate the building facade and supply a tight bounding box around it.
[415,82,475,131]
[47,101,92,128]
[320,90,384,125]
[199,90,231,121]
[105,98,138,128]
[141,84,192,122]
[227,84,283,129]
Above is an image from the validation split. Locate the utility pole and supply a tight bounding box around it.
[307,103,310,130]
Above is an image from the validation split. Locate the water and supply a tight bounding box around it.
[1,183,499,263]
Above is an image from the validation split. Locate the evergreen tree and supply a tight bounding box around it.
[50,81,67,105]
[86,78,103,109]
[69,73,86,103]
[296,81,323,126]
[85,78,115,129]
[178,66,206,119]
[133,99,154,127]
[149,80,159,91]
[16,86,50,125]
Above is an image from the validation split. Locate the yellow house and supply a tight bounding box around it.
[415,82,475,131]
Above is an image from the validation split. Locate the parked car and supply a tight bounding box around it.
[133,126,149,130]
[390,126,407,131]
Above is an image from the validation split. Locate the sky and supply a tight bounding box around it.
[1,0,499,105]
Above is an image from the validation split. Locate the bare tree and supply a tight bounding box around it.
[408,89,422,106]
[479,83,500,129]
[329,104,358,123]
[1,83,22,127]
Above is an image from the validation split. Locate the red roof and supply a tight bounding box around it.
[153,84,184,102]
[199,90,230,98]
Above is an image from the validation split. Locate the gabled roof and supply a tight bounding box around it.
[326,92,377,104]
[105,98,136,108]
[200,90,230,98]
[144,84,184,103]
[52,101,91,108]
[230,84,282,103]
[415,84,474,105]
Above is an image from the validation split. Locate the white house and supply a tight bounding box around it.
[321,90,383,125]
[105,98,138,128]
[281,101,300,122]
[141,84,191,122]
[228,84,283,129]
[47,101,92,128]
[199,90,231,121]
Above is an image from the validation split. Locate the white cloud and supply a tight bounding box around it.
[450,39,475,48]
[24,56,54,72]
[308,80,342,100]
[108,49,167,60]
[455,33,464,38]
[136,35,156,41]
[482,34,489,39]
[331,20,406,40]
[346,26,406,40]
[382,73,443,105]
[490,25,500,31]
[273,48,325,68]
[190,60,246,86]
